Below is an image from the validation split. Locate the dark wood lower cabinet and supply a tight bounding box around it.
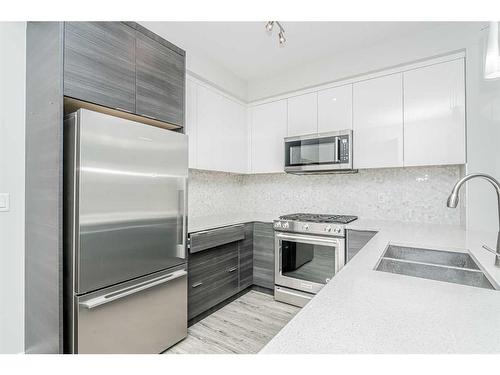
[346,229,377,262]
[188,222,261,320]
[188,242,239,320]
[238,223,254,291]
[253,222,275,290]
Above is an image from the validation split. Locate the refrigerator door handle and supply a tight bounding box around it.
[80,270,187,309]
[178,177,188,258]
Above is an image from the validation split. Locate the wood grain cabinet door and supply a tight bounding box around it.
[188,243,239,320]
[64,22,136,112]
[135,32,185,126]
[253,222,275,289]
[238,223,254,291]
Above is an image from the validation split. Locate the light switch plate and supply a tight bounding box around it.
[0,193,10,212]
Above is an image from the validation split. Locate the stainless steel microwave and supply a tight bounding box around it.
[284,130,354,174]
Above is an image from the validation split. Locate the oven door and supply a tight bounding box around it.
[275,232,345,294]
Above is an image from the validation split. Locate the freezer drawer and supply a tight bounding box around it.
[73,267,187,354]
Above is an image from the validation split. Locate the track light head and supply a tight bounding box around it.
[278,30,286,46]
[265,21,274,33]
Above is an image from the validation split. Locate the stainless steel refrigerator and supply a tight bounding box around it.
[63,109,188,354]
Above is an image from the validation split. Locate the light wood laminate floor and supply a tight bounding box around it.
[165,291,300,354]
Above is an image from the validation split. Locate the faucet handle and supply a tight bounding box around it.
[482,244,500,258]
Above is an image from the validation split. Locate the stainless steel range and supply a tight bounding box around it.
[274,213,357,307]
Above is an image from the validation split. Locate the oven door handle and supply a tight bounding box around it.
[276,232,341,246]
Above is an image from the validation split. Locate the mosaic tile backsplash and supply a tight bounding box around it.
[188,165,464,225]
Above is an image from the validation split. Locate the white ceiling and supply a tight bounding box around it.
[141,22,457,82]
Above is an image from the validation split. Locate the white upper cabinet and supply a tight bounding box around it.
[250,100,288,173]
[185,79,198,169]
[353,73,404,169]
[220,96,248,173]
[195,84,248,173]
[196,84,225,171]
[186,55,465,174]
[318,84,353,132]
[287,93,318,136]
[403,59,466,167]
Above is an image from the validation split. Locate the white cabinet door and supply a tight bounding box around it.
[318,84,353,132]
[196,84,225,171]
[353,73,403,169]
[251,100,288,173]
[221,97,248,173]
[185,79,197,169]
[196,85,248,173]
[403,59,466,166]
[287,93,317,136]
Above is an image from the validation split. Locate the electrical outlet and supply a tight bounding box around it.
[0,193,10,212]
[377,193,387,204]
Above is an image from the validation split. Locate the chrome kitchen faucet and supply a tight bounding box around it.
[447,173,500,267]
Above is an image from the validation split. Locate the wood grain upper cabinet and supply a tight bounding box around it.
[318,84,353,132]
[287,92,318,136]
[403,59,466,167]
[353,73,404,169]
[64,22,136,112]
[250,100,288,173]
[135,32,185,126]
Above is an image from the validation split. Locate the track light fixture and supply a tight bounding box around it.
[265,21,286,47]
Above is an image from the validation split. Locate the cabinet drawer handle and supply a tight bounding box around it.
[228,267,238,273]
[193,224,245,236]
[192,282,203,288]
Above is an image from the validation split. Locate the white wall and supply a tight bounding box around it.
[465,38,500,232]
[247,23,482,101]
[0,22,26,354]
[184,50,248,102]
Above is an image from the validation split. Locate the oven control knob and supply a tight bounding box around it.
[282,221,290,229]
[274,221,282,228]
[303,224,309,231]
[333,227,342,234]
[325,225,332,232]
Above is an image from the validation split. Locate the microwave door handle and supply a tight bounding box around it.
[333,137,341,163]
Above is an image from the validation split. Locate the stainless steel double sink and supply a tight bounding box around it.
[375,245,497,290]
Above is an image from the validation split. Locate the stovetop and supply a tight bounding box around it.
[279,213,358,224]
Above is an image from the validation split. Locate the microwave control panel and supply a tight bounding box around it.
[338,135,350,163]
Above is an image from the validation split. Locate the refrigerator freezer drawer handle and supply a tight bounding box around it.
[80,270,187,309]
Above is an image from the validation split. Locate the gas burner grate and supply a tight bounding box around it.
[279,213,358,224]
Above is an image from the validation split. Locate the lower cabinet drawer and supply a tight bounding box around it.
[188,242,239,320]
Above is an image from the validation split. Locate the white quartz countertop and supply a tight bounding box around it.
[188,212,275,233]
[260,219,500,354]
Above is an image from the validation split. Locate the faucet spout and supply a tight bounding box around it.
[447,173,500,268]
